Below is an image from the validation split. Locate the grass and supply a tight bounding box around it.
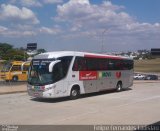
[0,61,3,70]
[134,58,160,73]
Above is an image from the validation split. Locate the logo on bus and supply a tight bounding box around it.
[98,72,111,78]
[79,71,98,80]
[116,72,121,79]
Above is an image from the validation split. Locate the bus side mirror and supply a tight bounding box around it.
[49,60,61,72]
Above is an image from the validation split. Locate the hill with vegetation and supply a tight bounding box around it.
[0,43,28,61]
[134,58,160,72]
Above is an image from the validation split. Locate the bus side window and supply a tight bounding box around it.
[59,56,73,76]
[11,65,21,71]
[79,58,87,71]
[72,57,87,71]
[53,56,73,82]
[115,60,122,70]
[99,59,108,70]
[72,58,78,71]
[108,60,114,70]
[23,65,29,71]
[52,62,63,82]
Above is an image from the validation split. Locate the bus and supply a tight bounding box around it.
[0,61,30,82]
[27,51,133,99]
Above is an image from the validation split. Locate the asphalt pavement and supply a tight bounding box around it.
[0,81,160,126]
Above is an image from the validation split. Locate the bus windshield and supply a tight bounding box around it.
[28,57,73,86]
[1,63,12,72]
[28,59,55,86]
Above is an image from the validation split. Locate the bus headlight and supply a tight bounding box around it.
[44,85,56,91]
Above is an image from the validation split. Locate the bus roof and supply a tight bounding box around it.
[34,51,132,60]
[11,61,24,65]
[9,61,30,65]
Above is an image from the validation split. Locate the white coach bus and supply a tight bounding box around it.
[27,51,133,99]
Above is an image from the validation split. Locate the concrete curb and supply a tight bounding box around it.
[0,91,27,95]
[134,80,160,83]
[0,84,27,95]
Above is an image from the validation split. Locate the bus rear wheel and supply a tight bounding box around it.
[70,86,80,100]
[12,76,18,82]
[116,82,122,92]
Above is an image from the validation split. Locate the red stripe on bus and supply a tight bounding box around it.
[84,54,123,60]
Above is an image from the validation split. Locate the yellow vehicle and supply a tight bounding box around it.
[0,61,30,82]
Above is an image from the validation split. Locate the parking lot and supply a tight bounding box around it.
[0,81,160,127]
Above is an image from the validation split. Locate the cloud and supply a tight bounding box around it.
[0,24,62,37]
[54,0,160,47]
[0,4,39,24]
[55,0,133,31]
[19,0,42,7]
[39,26,62,35]
[43,0,64,4]
[0,26,8,33]
[1,0,160,51]
[9,0,63,7]
[0,24,37,37]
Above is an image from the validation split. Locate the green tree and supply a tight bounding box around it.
[0,43,46,61]
[37,49,46,54]
[0,43,29,61]
[0,43,13,58]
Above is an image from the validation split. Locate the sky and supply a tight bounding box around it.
[0,0,160,53]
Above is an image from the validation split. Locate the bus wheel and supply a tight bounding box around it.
[116,82,122,92]
[70,86,80,100]
[12,76,18,82]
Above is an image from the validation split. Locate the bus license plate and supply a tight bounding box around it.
[34,93,40,96]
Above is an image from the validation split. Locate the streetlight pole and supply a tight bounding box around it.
[101,29,110,53]
[101,30,107,53]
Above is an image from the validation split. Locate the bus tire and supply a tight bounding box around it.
[116,81,122,92]
[12,76,18,82]
[70,86,80,100]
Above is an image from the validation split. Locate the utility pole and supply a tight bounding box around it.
[101,29,107,53]
[101,29,111,53]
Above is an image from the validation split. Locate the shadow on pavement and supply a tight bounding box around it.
[135,121,160,131]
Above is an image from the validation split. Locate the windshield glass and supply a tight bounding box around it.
[28,56,73,86]
[28,59,55,86]
[1,63,12,72]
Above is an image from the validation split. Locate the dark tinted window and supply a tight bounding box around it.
[108,60,124,70]
[11,65,21,71]
[72,57,87,71]
[57,56,73,77]
[87,58,98,71]
[23,65,30,71]
[123,60,133,70]
[108,59,134,70]
[97,59,108,70]
[72,57,133,71]
[52,56,73,83]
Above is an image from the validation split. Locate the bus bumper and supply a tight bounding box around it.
[27,84,55,98]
